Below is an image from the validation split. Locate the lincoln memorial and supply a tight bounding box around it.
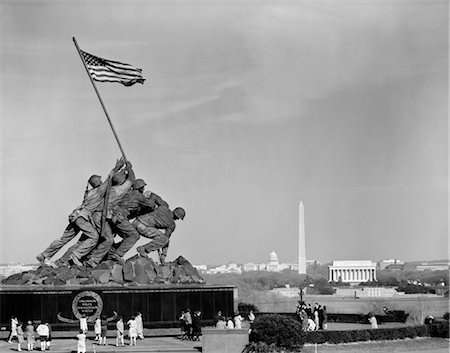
[328,260,377,284]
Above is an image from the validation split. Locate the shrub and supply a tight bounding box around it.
[250,314,304,351]
[238,302,259,316]
[427,320,449,338]
[243,342,284,353]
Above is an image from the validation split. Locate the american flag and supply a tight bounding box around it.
[80,49,145,86]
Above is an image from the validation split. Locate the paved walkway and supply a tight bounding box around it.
[0,336,201,353]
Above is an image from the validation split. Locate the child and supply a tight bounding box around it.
[76,329,86,353]
[16,322,25,352]
[36,322,48,351]
[127,316,137,346]
[226,317,234,329]
[25,321,35,352]
[94,317,101,341]
[116,317,125,347]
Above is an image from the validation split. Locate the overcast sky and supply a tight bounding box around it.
[0,0,448,266]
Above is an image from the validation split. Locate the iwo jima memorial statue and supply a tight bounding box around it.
[0,38,235,329]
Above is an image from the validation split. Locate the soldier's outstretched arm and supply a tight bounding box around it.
[153,193,169,208]
[125,161,136,183]
[108,157,126,177]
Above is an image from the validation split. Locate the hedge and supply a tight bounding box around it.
[427,320,449,338]
[247,314,449,351]
[304,325,429,344]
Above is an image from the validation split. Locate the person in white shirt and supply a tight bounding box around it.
[94,317,101,340]
[234,313,244,329]
[135,312,144,339]
[127,316,137,346]
[8,316,18,343]
[79,315,88,334]
[116,317,125,347]
[36,322,49,351]
[307,318,316,331]
[368,314,378,329]
[76,330,86,353]
[226,317,234,329]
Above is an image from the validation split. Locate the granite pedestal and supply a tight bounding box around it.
[0,284,236,330]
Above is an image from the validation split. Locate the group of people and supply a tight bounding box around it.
[296,302,328,331]
[76,312,144,352]
[179,309,202,341]
[214,310,255,330]
[36,158,186,268]
[7,316,52,352]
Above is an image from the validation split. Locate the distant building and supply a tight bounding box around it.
[0,263,38,277]
[334,286,400,297]
[415,262,450,271]
[205,250,300,274]
[385,264,405,271]
[328,260,377,284]
[379,259,405,270]
[207,262,242,274]
[242,250,298,273]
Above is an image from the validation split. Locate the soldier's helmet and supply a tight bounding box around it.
[112,171,127,185]
[173,207,186,220]
[88,175,102,188]
[133,179,147,190]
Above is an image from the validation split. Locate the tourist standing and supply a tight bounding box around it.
[307,318,316,331]
[318,305,323,330]
[191,311,202,341]
[299,307,308,331]
[76,329,86,353]
[214,311,223,326]
[116,317,125,347]
[226,317,234,329]
[305,304,312,318]
[25,321,35,352]
[322,306,328,330]
[215,316,226,329]
[127,316,137,346]
[45,323,52,351]
[368,314,378,329]
[99,316,108,345]
[248,310,255,326]
[16,322,25,352]
[234,313,244,329]
[8,316,19,343]
[79,314,88,334]
[94,317,101,341]
[180,309,192,339]
[135,312,144,340]
[36,322,49,351]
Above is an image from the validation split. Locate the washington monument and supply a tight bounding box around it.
[298,201,306,274]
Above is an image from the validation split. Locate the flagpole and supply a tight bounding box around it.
[72,36,126,242]
[72,36,127,161]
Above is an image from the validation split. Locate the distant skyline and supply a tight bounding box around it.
[0,1,448,265]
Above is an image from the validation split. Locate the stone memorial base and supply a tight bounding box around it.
[202,328,249,353]
[0,284,237,330]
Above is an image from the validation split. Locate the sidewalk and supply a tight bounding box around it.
[0,330,202,353]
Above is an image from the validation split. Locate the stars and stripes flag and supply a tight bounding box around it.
[80,49,145,86]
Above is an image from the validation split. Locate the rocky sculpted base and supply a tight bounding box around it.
[1,255,205,286]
